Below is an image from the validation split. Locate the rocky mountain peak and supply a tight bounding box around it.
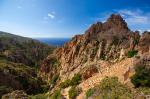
[107,14,124,23]
[106,14,128,29]
[40,14,150,94]
[84,22,103,39]
[85,14,129,40]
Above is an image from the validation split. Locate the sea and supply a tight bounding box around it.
[35,38,71,46]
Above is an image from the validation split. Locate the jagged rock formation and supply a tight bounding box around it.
[48,14,142,80]
[40,14,150,98]
[138,32,150,53]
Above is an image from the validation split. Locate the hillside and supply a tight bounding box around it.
[39,14,150,99]
[0,55,40,97]
[0,32,55,98]
[1,14,150,99]
[0,31,54,67]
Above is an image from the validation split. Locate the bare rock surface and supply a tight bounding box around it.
[39,14,150,98]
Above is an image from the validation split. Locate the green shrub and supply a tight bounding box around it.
[92,47,99,55]
[88,77,134,99]
[131,65,150,87]
[70,74,82,86]
[136,87,150,95]
[86,88,95,98]
[83,57,88,63]
[29,93,47,99]
[100,54,106,60]
[60,73,82,88]
[60,79,71,88]
[127,50,138,58]
[0,86,13,98]
[50,90,61,99]
[39,85,49,93]
[15,76,29,90]
[69,86,78,99]
[51,74,59,84]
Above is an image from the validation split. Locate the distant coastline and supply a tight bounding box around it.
[35,38,71,46]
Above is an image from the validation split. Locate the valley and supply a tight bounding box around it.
[0,14,150,99]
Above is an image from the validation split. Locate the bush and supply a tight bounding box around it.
[88,77,134,99]
[131,65,150,87]
[30,93,47,99]
[70,74,82,86]
[0,86,13,98]
[86,88,95,98]
[51,74,59,84]
[50,90,61,99]
[68,86,78,99]
[39,85,49,93]
[127,50,138,58]
[60,73,82,88]
[15,76,29,90]
[60,79,71,88]
[136,87,150,95]
[99,77,133,98]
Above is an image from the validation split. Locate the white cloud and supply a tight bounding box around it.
[117,9,150,24]
[93,9,150,31]
[48,13,55,19]
[41,12,56,24]
[147,30,150,32]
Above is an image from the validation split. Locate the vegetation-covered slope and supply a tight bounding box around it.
[0,54,45,98]
[0,32,55,98]
[1,14,150,99]
[0,31,54,67]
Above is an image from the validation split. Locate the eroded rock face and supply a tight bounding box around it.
[40,14,150,87]
[85,14,129,40]
[138,32,150,53]
[54,14,139,80]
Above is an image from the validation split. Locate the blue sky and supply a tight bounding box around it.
[0,0,150,38]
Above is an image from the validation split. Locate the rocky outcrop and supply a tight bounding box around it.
[85,14,129,40]
[53,14,143,81]
[40,14,150,95]
[138,31,150,53]
[2,90,28,99]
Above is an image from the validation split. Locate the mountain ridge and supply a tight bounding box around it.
[39,14,150,99]
[1,14,150,99]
